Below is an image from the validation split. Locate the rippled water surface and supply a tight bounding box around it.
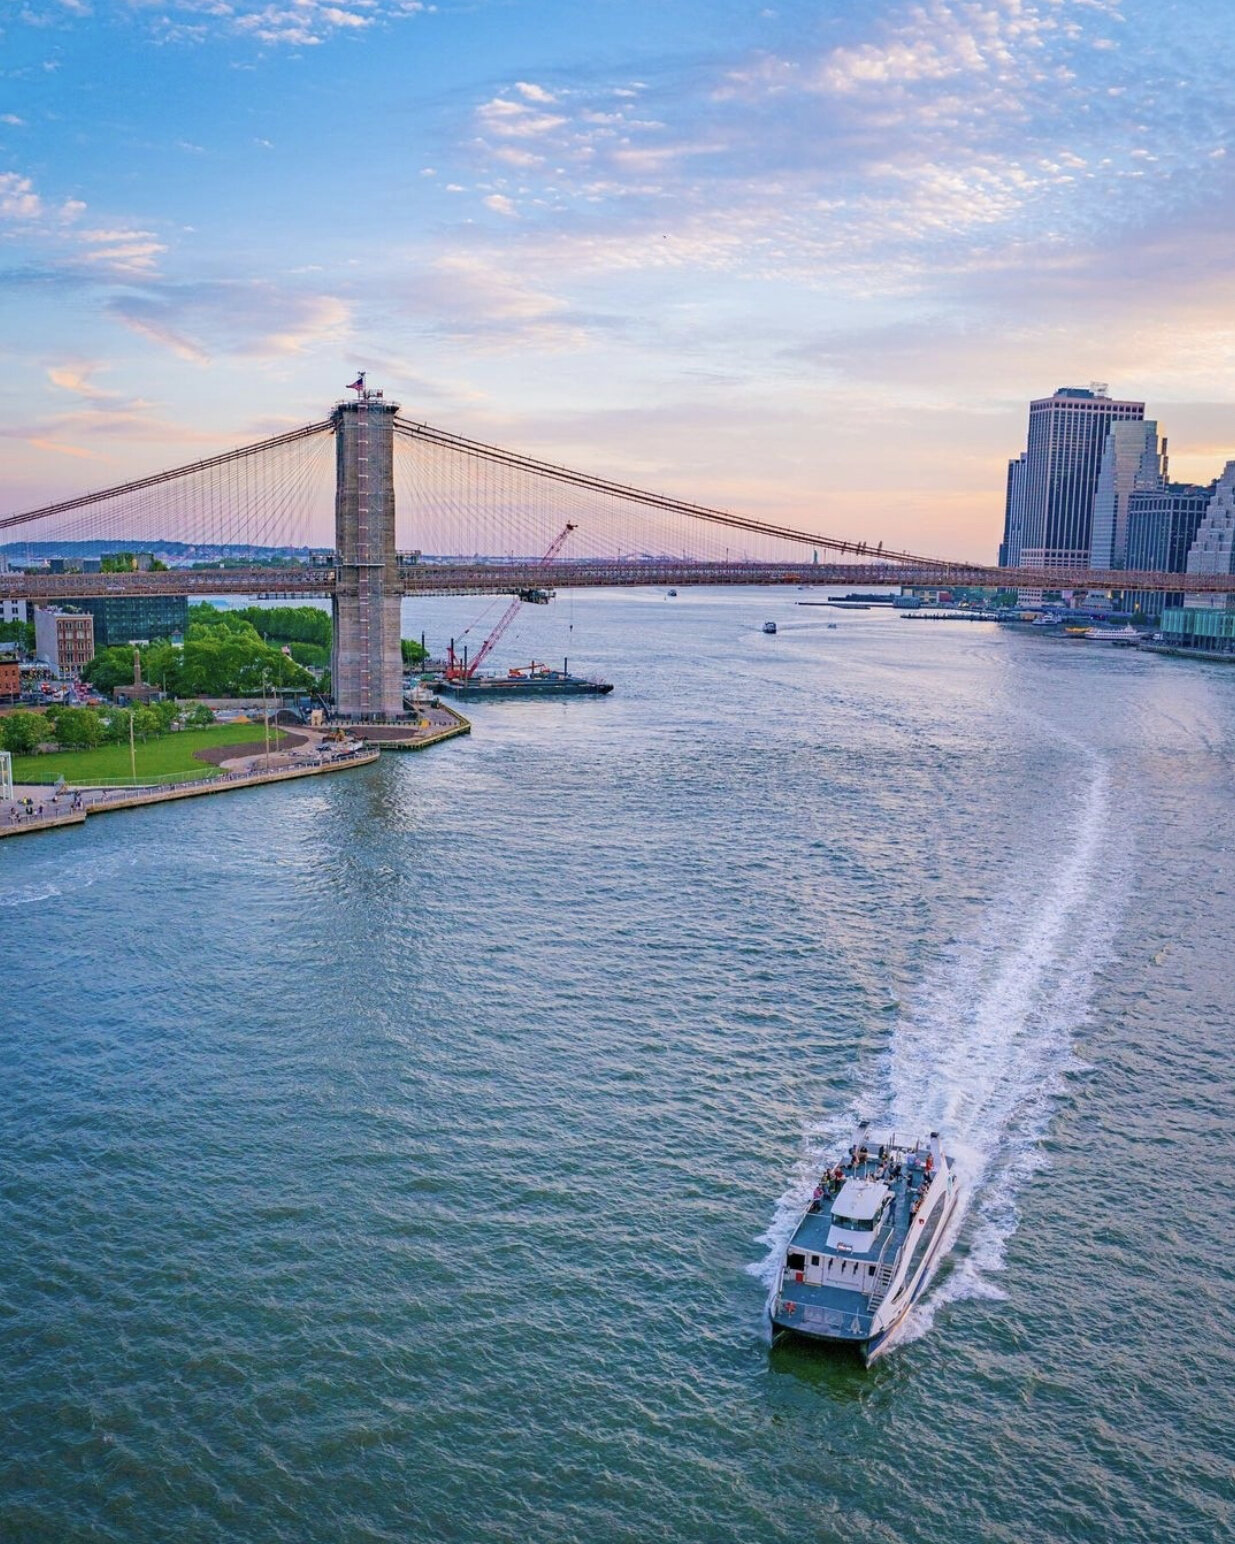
[3,591,1234,1543]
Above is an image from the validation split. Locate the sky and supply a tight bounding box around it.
[2,0,1234,559]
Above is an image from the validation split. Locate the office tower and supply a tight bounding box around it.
[1015,386,1145,573]
[73,594,188,647]
[1088,420,1163,570]
[1125,482,1214,615]
[999,453,1026,567]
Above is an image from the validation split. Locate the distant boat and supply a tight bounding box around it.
[762,620,777,634]
[827,622,838,629]
[666,589,677,597]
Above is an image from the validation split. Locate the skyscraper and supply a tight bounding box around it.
[1013,386,1145,574]
[1125,481,1214,616]
[1183,462,1235,610]
[1088,420,1163,571]
[999,452,1027,568]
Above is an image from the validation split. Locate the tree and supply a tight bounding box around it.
[0,619,35,653]
[132,706,161,740]
[54,707,103,749]
[102,707,132,744]
[401,638,428,665]
[183,702,215,728]
[1,710,50,756]
[83,646,140,694]
[151,699,179,732]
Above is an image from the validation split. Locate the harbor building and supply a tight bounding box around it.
[33,606,94,675]
[1125,483,1214,617]
[1088,420,1163,571]
[1011,386,1145,581]
[72,594,188,648]
[1158,465,1235,655]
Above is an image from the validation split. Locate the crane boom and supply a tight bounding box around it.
[448,523,576,680]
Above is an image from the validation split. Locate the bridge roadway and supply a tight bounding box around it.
[3,559,1235,603]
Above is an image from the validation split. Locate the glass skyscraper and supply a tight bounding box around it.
[73,594,188,647]
[1013,387,1145,573]
[1088,419,1163,571]
[1125,482,1213,615]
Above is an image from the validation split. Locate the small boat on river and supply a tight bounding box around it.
[770,1121,959,1363]
[762,621,778,634]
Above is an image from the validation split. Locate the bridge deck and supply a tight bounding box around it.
[2,560,1233,602]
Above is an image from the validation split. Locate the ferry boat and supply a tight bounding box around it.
[1084,624,1141,646]
[770,1121,959,1363]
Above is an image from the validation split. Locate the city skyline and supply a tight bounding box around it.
[2,0,1234,561]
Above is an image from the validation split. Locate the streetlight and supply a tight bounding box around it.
[261,673,271,770]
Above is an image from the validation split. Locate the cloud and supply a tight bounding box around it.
[476,96,567,139]
[107,282,351,362]
[446,0,1233,301]
[76,227,167,273]
[391,253,597,349]
[0,172,43,220]
[19,1,435,46]
[47,360,118,400]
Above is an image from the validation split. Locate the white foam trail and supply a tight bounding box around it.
[0,851,136,908]
[754,747,1128,1353]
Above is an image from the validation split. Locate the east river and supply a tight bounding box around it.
[2,589,1233,1543]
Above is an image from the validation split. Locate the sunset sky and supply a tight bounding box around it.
[2,0,1233,559]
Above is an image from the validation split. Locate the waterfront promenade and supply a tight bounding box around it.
[0,701,473,840]
[0,744,381,839]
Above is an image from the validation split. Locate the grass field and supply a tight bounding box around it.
[12,724,290,786]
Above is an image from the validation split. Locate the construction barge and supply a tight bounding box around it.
[436,663,613,700]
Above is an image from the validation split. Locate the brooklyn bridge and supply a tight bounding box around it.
[2,383,1229,717]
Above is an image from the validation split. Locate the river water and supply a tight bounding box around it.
[2,590,1233,1543]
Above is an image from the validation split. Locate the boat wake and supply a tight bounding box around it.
[754,747,1127,1355]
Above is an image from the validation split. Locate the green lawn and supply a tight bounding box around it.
[12,724,291,786]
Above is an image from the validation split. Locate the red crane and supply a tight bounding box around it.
[446,523,576,681]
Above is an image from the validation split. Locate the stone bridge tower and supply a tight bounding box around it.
[331,389,404,719]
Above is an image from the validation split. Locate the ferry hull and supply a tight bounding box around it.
[770,1181,960,1365]
[436,676,613,699]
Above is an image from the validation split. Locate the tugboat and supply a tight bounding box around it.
[770,1121,959,1363]
[762,620,778,634]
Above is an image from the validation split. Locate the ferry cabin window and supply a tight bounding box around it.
[833,1213,877,1232]
[786,1252,806,1272]
[810,1255,820,1266]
